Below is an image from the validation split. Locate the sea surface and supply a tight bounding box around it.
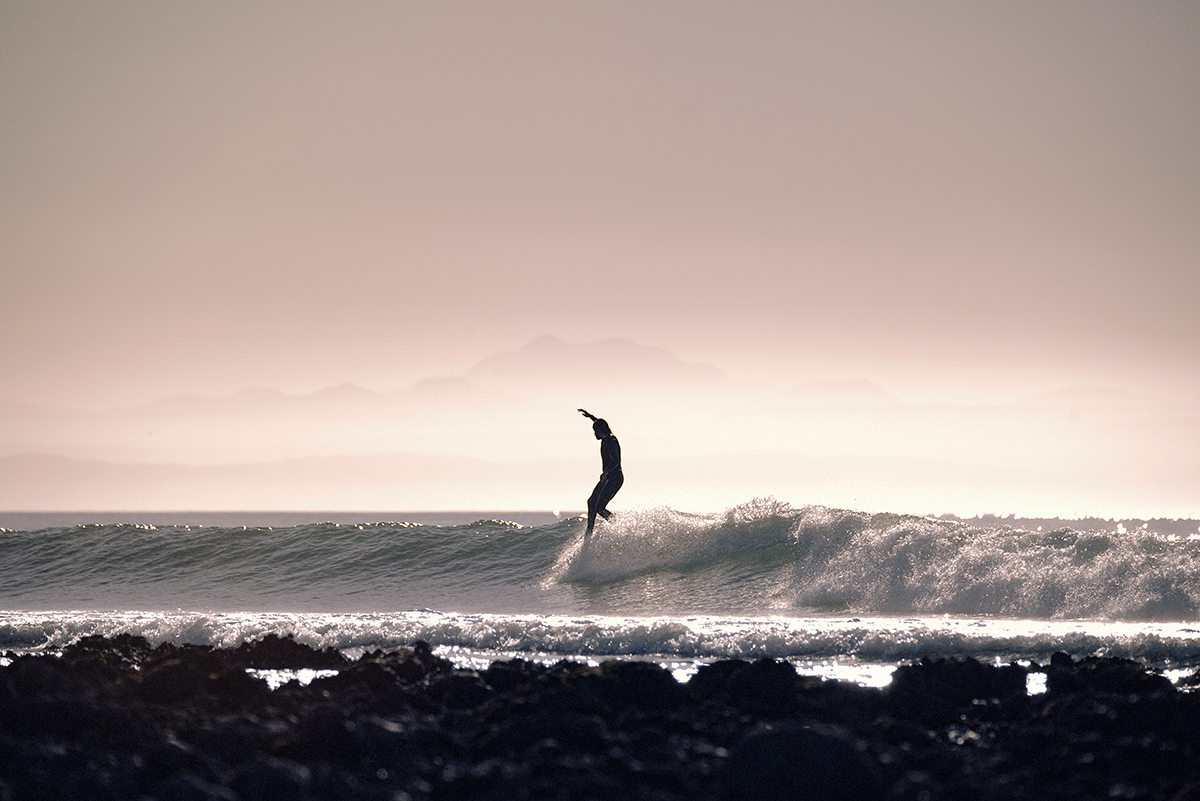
[3,500,1200,688]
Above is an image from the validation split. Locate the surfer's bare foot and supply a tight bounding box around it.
[598,509,612,520]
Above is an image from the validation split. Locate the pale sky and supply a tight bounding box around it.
[3,1,1198,410]
[2,2,1200,517]
[2,1,1200,412]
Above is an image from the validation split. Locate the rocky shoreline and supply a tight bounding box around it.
[3,634,1199,800]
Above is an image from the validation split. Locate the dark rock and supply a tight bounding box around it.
[480,710,612,756]
[689,658,802,716]
[154,771,239,801]
[356,642,454,682]
[4,635,1200,800]
[232,633,349,670]
[61,633,153,671]
[595,659,687,711]
[227,755,311,801]
[429,670,494,710]
[273,703,361,765]
[1050,651,1075,669]
[137,655,268,707]
[1046,656,1174,696]
[885,656,1025,725]
[721,725,883,801]
[311,660,397,695]
[688,658,748,701]
[137,657,205,703]
[7,654,79,699]
[482,657,548,692]
[307,657,438,714]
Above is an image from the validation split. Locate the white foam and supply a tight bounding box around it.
[6,609,1200,682]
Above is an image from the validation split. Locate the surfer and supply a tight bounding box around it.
[578,409,623,535]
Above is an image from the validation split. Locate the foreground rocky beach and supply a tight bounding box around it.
[2,635,1199,800]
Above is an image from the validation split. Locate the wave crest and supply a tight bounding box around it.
[549,497,799,584]
[549,499,1200,621]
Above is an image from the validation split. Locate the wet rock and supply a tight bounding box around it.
[227,755,311,801]
[62,633,153,674]
[429,670,494,710]
[721,725,883,801]
[154,771,239,801]
[480,709,612,756]
[1045,654,1174,696]
[594,659,688,711]
[3,638,1200,800]
[356,640,453,682]
[885,656,1025,726]
[6,654,82,699]
[137,655,269,707]
[232,634,349,670]
[481,657,549,693]
[689,658,803,716]
[273,703,362,765]
[306,660,436,715]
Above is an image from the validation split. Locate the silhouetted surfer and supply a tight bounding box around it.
[578,409,622,535]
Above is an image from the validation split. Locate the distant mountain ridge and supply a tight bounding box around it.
[4,336,1166,418]
[0,336,734,467]
[3,335,1195,517]
[465,335,725,389]
[3,336,727,418]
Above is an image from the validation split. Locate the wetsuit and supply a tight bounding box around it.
[587,433,623,534]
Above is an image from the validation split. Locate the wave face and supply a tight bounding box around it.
[553,499,1200,621]
[3,500,1199,622]
[0,517,576,615]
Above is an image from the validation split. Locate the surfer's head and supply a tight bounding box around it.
[592,418,611,438]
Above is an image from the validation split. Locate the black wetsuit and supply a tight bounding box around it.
[587,433,623,533]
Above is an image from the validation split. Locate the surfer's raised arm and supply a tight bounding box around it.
[580,409,624,535]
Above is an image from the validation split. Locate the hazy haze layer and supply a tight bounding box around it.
[2,336,1196,518]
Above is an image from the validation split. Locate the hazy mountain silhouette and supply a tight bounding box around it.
[465,335,725,390]
[2,336,1195,515]
[0,336,727,465]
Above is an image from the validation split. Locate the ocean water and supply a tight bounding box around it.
[3,499,1199,687]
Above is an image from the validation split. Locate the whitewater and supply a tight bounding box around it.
[3,499,1200,687]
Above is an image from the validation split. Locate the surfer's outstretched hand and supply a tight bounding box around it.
[578,408,597,421]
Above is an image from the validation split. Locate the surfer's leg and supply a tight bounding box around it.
[586,480,604,534]
[594,472,623,519]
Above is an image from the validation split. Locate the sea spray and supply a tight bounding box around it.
[551,498,797,584]
[779,510,1200,620]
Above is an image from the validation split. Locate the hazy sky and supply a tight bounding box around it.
[3,1,1199,409]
